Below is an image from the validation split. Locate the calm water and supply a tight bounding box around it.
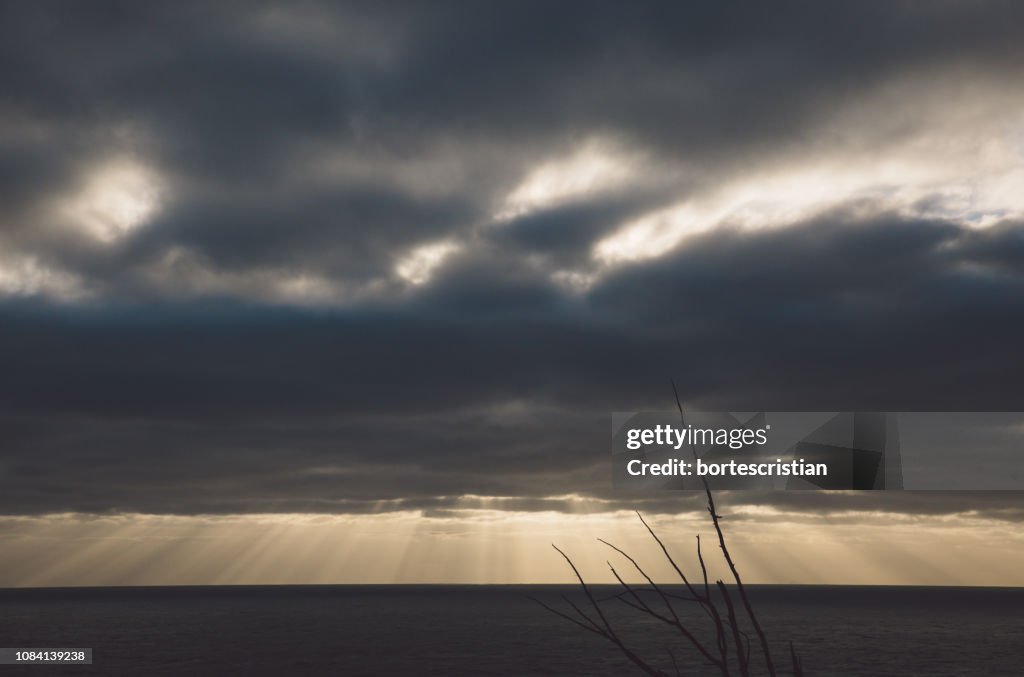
[0,585,1021,676]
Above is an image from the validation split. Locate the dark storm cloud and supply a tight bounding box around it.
[5,0,1024,262]
[122,185,479,278]
[491,190,677,268]
[2,2,1024,516]
[4,215,1024,514]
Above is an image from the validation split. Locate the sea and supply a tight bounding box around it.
[0,585,1021,676]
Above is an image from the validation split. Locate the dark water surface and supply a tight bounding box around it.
[1,585,1021,675]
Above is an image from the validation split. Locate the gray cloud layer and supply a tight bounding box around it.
[2,1,1024,516]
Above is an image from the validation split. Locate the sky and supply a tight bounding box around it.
[2,1,1024,586]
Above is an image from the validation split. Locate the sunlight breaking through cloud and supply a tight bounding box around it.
[394,240,462,285]
[593,136,1024,266]
[59,157,163,243]
[0,255,85,300]
[1,508,1022,587]
[497,139,644,220]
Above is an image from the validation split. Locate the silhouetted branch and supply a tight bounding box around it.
[536,383,804,675]
[602,550,722,668]
[790,641,804,677]
[696,532,730,660]
[716,579,749,677]
[673,380,780,677]
[548,544,669,677]
[698,434,776,677]
[636,512,722,622]
[531,595,604,637]
[667,649,682,677]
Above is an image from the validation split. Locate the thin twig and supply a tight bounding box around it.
[530,596,604,637]
[603,555,722,669]
[672,382,777,677]
[667,649,682,677]
[790,641,803,677]
[703,483,776,677]
[550,545,669,677]
[697,533,729,661]
[716,580,750,677]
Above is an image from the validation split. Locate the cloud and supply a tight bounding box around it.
[1,2,1024,518]
[3,213,1024,515]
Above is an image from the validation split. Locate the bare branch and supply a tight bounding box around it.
[716,580,750,677]
[672,386,778,677]
[529,596,606,638]
[539,384,802,676]
[697,533,729,661]
[667,650,682,677]
[600,539,686,619]
[604,556,722,669]
[634,512,706,606]
[547,545,670,677]
[703,482,776,676]
[560,593,603,634]
[790,642,804,677]
[696,535,710,600]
